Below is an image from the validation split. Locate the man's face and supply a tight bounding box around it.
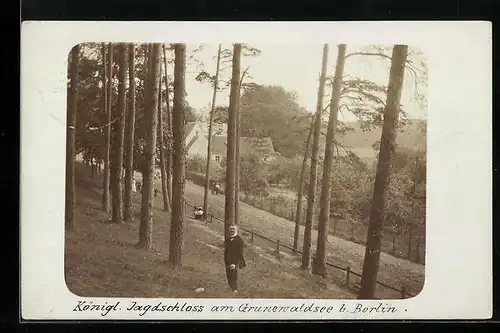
[229,226,237,237]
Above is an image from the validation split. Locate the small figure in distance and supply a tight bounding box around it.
[224,225,246,294]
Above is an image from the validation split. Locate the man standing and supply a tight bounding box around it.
[224,225,245,293]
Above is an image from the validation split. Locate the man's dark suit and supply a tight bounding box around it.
[224,234,245,291]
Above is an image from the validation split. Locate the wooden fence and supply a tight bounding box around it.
[185,201,416,299]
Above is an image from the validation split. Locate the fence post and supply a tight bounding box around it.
[276,240,280,254]
[210,215,213,224]
[251,229,254,243]
[345,266,350,286]
[400,286,406,299]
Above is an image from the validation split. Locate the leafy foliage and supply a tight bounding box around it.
[72,42,202,173]
[267,156,299,186]
[186,154,207,173]
[338,77,412,131]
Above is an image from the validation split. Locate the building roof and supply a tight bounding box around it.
[211,136,276,156]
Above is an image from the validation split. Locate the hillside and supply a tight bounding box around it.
[66,163,424,299]
[183,182,425,298]
[314,119,426,164]
[338,119,427,151]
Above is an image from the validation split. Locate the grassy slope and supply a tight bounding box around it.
[65,164,354,299]
[184,182,425,298]
[259,186,425,265]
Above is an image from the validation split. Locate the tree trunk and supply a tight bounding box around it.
[293,117,314,253]
[203,44,222,220]
[65,44,79,231]
[102,42,112,214]
[312,44,346,277]
[224,43,242,241]
[124,43,136,222]
[110,43,127,225]
[138,43,161,251]
[157,53,170,211]
[162,44,173,206]
[301,44,329,270]
[168,43,187,267]
[358,45,408,299]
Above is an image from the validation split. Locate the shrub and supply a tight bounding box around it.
[240,152,270,196]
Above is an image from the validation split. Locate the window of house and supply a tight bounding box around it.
[214,155,221,162]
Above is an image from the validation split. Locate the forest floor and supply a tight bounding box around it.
[65,164,355,298]
[183,182,425,299]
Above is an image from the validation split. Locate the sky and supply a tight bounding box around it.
[171,44,428,123]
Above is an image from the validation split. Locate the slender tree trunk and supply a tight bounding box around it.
[102,42,112,213]
[169,43,187,266]
[162,44,173,206]
[157,54,170,211]
[203,44,222,220]
[138,43,161,251]
[301,44,329,270]
[358,45,408,299]
[65,44,79,231]
[313,44,346,277]
[224,43,241,241]
[124,43,136,222]
[293,117,314,253]
[140,43,151,191]
[111,43,127,224]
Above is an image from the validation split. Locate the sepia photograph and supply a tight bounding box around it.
[64,42,427,300]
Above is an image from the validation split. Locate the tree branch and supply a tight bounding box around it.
[345,52,392,61]
[345,51,414,67]
[318,133,360,164]
[404,64,421,102]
